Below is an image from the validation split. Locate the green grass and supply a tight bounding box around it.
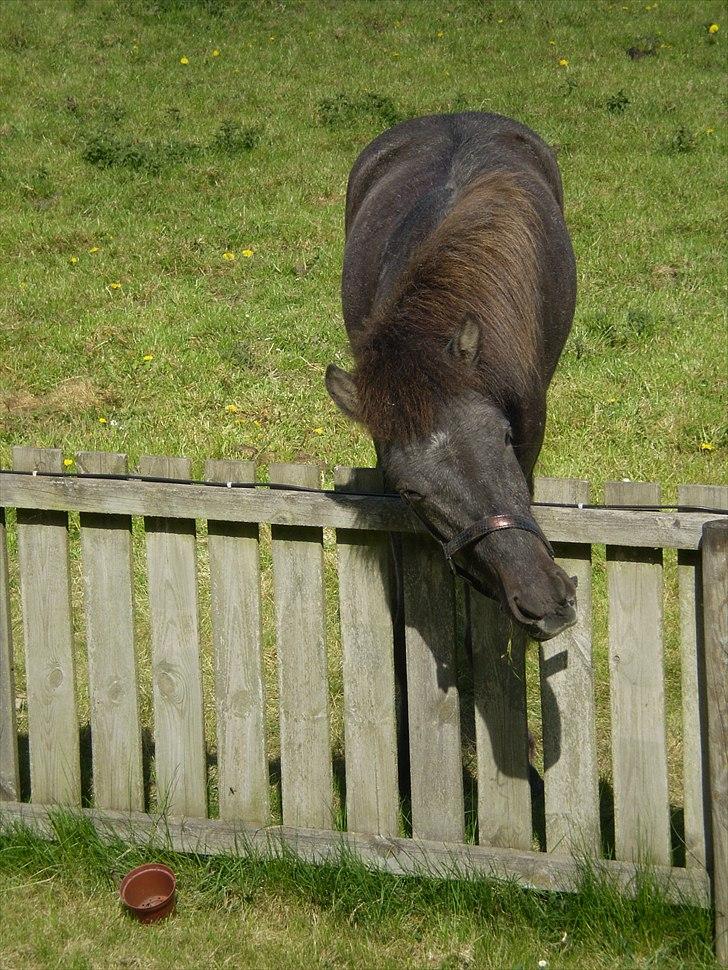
[1,0,727,966]
[0,811,718,969]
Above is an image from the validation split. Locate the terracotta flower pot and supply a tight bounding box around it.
[120,863,176,923]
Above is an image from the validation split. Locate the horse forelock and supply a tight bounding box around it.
[351,169,544,442]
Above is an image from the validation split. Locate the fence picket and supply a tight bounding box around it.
[470,593,531,849]
[701,520,728,965]
[401,534,464,842]
[534,477,600,856]
[334,466,398,837]
[678,484,728,870]
[0,506,19,801]
[77,451,143,812]
[605,480,670,865]
[205,459,269,826]
[12,446,80,805]
[270,463,333,830]
[140,455,206,818]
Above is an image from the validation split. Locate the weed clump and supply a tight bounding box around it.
[665,126,696,155]
[606,90,630,114]
[211,120,262,155]
[317,92,403,130]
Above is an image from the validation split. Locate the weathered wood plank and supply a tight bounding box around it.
[401,533,464,843]
[205,459,268,826]
[2,472,725,550]
[534,477,600,857]
[470,594,531,849]
[701,520,728,965]
[77,452,143,812]
[678,485,728,871]
[0,800,711,908]
[12,447,80,805]
[140,456,206,818]
[270,463,333,830]
[0,507,19,801]
[605,481,670,865]
[334,466,398,837]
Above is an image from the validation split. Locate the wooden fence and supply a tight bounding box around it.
[0,446,726,963]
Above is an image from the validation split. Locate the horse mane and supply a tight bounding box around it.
[351,169,545,441]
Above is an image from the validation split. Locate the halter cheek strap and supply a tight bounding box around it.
[442,513,555,562]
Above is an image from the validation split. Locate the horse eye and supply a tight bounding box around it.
[504,429,513,446]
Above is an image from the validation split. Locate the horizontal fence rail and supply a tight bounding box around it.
[1,448,727,962]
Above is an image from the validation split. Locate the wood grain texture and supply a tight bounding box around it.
[0,800,710,908]
[270,464,333,830]
[205,459,268,826]
[470,593,531,850]
[678,485,728,871]
[701,520,728,965]
[77,452,143,812]
[534,478,600,857]
[0,508,19,801]
[401,533,464,843]
[2,472,725,550]
[140,456,206,818]
[334,466,398,837]
[605,481,670,865]
[12,447,80,806]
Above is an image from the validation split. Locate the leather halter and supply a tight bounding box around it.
[405,504,555,592]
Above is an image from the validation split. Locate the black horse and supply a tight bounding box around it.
[326,112,577,641]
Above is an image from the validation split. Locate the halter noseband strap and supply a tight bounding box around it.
[442,513,555,562]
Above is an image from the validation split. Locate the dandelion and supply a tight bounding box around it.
[223,251,236,261]
[708,23,719,34]
[212,49,220,56]
[109,281,122,289]
[143,353,154,362]
[180,55,189,64]
[436,30,444,38]
[559,58,569,67]
[706,127,715,134]
[98,416,107,424]
[312,427,324,435]
[88,246,99,254]
[63,458,74,467]
[225,403,239,413]
[69,255,79,265]
[700,441,716,452]
[549,39,556,45]
[241,248,254,257]
[538,962,549,969]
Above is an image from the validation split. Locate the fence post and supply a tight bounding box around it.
[0,506,19,801]
[702,520,728,966]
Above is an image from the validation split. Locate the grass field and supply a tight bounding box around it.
[1,0,726,967]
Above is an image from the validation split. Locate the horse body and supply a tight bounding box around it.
[326,112,578,640]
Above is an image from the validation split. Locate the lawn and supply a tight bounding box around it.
[0,0,726,967]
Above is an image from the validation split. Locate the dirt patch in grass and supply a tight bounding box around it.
[0,377,116,418]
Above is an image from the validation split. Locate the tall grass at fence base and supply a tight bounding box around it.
[0,808,717,969]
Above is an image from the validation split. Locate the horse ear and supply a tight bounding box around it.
[447,314,481,365]
[325,364,360,420]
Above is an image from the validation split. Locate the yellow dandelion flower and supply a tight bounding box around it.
[706,127,715,134]
[212,49,220,56]
[708,23,719,34]
[241,248,254,257]
[109,281,122,289]
[312,427,324,435]
[223,251,236,261]
[436,30,444,38]
[549,39,556,45]
[700,441,716,452]
[180,56,189,64]
[143,353,154,362]
[98,416,107,424]
[225,403,239,413]
[69,255,79,265]
[559,58,569,67]
[88,246,99,254]
[63,458,74,467]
